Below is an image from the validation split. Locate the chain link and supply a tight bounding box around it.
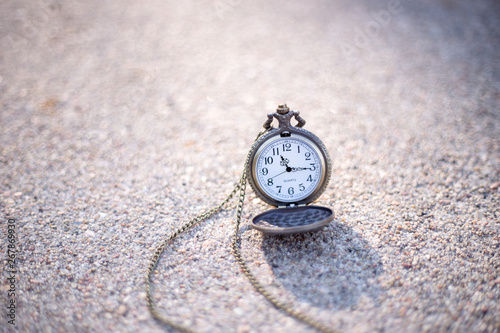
[145,129,337,333]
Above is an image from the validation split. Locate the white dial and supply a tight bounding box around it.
[255,137,322,203]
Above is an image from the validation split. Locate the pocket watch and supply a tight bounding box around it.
[247,104,333,235]
[146,104,336,332]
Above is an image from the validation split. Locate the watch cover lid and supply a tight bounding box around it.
[251,205,334,235]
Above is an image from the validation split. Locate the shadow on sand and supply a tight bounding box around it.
[259,219,384,311]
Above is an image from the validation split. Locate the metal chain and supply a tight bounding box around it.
[145,177,243,333]
[231,173,337,333]
[145,129,336,333]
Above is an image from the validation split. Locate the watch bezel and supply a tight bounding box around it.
[247,127,331,207]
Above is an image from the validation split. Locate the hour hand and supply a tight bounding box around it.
[280,155,289,166]
[280,156,292,172]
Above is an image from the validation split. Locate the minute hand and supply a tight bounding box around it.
[291,167,314,171]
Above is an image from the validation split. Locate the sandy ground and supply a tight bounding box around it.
[1,0,499,332]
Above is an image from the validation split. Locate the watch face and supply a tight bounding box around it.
[254,136,324,203]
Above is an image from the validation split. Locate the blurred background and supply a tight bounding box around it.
[2,0,498,179]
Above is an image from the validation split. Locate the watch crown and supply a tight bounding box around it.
[277,104,290,114]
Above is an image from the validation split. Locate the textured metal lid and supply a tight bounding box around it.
[251,205,334,235]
